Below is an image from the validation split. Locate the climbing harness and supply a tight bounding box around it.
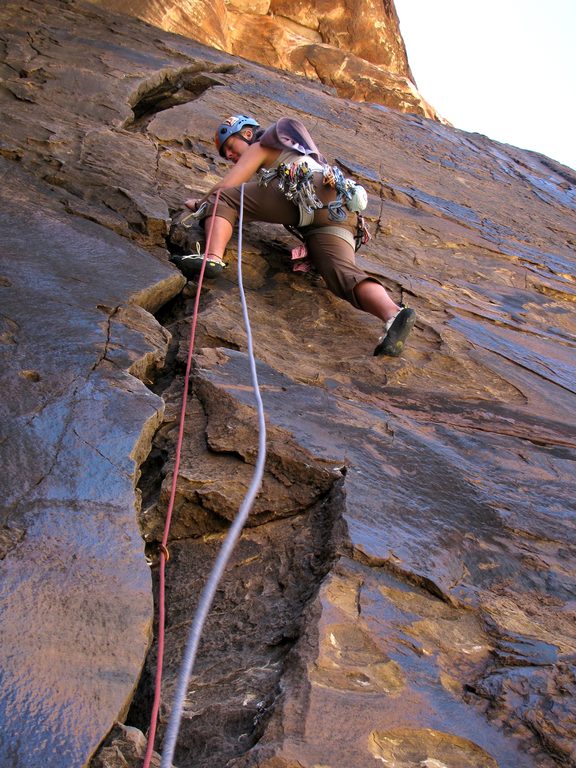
[283,209,371,276]
[258,157,370,258]
[152,184,268,768]
[258,160,323,226]
[258,159,368,227]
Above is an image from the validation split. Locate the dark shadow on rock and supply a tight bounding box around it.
[126,64,236,130]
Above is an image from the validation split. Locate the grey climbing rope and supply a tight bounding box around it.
[160,183,267,767]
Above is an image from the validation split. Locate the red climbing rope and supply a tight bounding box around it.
[159,184,267,768]
[142,190,222,768]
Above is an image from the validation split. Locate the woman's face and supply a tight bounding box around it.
[222,135,249,164]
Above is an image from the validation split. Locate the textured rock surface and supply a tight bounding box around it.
[0,161,180,766]
[89,0,441,118]
[91,723,162,768]
[0,2,575,768]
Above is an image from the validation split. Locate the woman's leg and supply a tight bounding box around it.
[305,230,415,355]
[176,183,299,278]
[305,231,398,318]
[353,279,400,322]
[205,204,399,324]
[204,216,233,259]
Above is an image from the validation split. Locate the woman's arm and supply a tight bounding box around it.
[187,142,281,209]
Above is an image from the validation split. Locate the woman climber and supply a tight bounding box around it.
[177,113,415,357]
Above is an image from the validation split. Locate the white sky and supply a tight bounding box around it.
[393,0,576,170]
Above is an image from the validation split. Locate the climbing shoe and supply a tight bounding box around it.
[170,253,226,280]
[373,306,416,357]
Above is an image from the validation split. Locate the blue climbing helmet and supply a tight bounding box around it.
[214,114,260,157]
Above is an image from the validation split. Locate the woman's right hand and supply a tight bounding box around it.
[185,198,200,211]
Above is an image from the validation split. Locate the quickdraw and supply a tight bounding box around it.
[355,214,371,251]
[322,165,366,221]
[259,161,324,215]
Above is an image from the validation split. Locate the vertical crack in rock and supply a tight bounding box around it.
[158,482,346,768]
[116,293,348,768]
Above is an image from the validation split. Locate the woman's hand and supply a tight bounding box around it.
[185,198,200,211]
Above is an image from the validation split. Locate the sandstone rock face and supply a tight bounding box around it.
[0,163,179,766]
[1,2,575,768]
[89,0,441,118]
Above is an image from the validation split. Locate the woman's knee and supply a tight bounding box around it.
[203,195,238,227]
